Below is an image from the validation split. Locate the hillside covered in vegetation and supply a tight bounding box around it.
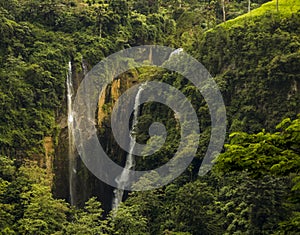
[0,0,299,234]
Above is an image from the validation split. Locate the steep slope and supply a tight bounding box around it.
[197,0,300,133]
[111,2,300,234]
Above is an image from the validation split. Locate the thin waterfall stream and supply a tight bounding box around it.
[67,61,76,206]
[112,83,146,210]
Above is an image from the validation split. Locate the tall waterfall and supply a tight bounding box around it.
[67,61,76,206]
[112,83,146,210]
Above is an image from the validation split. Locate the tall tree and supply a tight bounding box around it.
[248,0,251,13]
[221,0,226,22]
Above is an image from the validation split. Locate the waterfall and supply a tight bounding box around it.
[112,83,146,210]
[82,58,88,76]
[67,61,76,206]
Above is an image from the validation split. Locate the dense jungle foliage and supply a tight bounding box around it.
[0,0,299,234]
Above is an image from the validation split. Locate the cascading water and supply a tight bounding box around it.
[112,83,146,210]
[82,58,88,76]
[67,61,76,206]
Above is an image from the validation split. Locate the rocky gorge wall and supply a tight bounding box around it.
[53,62,140,212]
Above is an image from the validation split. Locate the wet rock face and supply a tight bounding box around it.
[95,70,139,212]
[53,64,139,212]
[53,127,69,202]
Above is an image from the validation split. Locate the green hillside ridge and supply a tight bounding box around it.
[197,0,300,133]
[216,0,300,29]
